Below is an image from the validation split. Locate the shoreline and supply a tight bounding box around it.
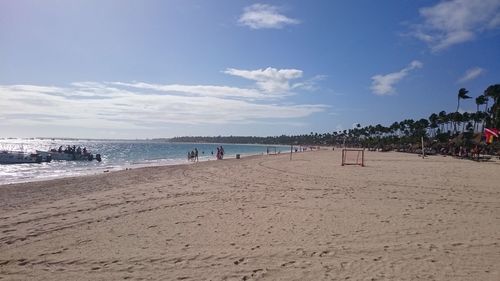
[0,148,277,186]
[1,146,492,187]
[0,151,277,212]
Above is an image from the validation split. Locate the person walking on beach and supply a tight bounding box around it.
[194,148,198,162]
[220,146,224,159]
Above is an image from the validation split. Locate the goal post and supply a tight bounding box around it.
[341,148,365,167]
[266,146,277,155]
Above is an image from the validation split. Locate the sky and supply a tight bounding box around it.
[1,0,499,139]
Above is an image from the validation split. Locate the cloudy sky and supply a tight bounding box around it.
[1,0,499,139]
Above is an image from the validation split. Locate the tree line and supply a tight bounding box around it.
[169,84,500,151]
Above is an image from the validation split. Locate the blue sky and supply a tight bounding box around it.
[1,0,499,139]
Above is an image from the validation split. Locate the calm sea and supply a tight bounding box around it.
[0,139,290,185]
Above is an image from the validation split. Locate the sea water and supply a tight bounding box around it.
[0,139,290,185]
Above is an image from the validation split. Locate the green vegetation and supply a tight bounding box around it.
[170,84,500,154]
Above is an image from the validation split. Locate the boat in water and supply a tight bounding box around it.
[36,149,102,162]
[0,151,52,164]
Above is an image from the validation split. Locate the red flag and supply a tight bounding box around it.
[484,128,499,144]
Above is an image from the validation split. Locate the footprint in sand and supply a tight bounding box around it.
[234,258,245,265]
[281,260,296,267]
[319,250,330,257]
[17,259,29,266]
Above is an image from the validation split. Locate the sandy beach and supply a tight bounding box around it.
[0,149,499,280]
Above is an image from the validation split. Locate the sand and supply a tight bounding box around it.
[0,149,499,280]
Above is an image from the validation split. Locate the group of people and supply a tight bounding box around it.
[215,146,224,160]
[56,145,88,155]
[187,146,225,162]
[438,144,491,160]
[187,148,199,162]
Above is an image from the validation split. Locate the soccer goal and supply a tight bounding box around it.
[341,148,365,167]
[266,146,277,155]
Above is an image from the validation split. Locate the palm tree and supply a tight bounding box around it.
[390,122,400,137]
[451,112,463,134]
[484,84,500,128]
[461,112,470,132]
[457,88,472,112]
[438,111,447,133]
[474,95,487,132]
[415,118,429,138]
[475,95,487,112]
[447,112,456,134]
[428,113,438,137]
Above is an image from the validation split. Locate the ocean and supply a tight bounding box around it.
[0,139,290,185]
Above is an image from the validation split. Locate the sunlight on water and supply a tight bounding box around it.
[0,139,288,185]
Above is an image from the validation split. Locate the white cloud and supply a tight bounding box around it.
[291,75,327,92]
[371,60,423,96]
[111,82,265,99]
[224,67,303,95]
[412,0,500,51]
[113,67,321,99]
[0,69,327,132]
[489,13,500,28]
[238,4,300,29]
[458,67,485,83]
[8,85,63,93]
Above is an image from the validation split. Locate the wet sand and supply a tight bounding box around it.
[1,149,499,280]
